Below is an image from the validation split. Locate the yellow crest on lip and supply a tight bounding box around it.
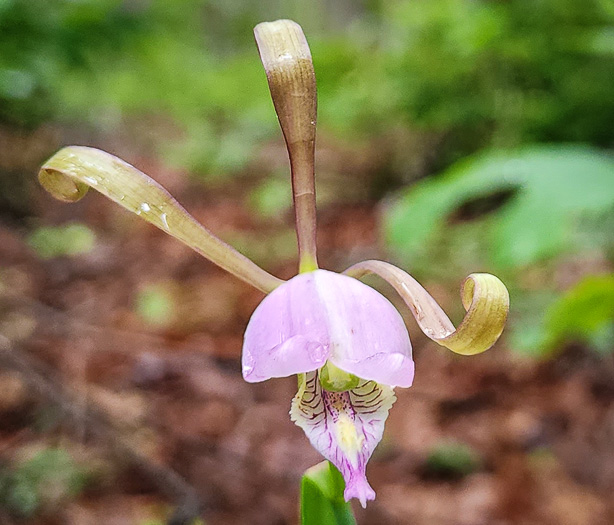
[334,413,364,467]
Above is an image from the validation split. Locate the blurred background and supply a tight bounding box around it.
[0,0,613,523]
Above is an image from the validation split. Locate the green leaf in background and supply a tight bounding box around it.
[27,223,96,259]
[425,440,482,479]
[135,283,175,328]
[248,174,292,219]
[0,448,90,519]
[385,145,614,270]
[542,274,614,354]
[301,461,356,525]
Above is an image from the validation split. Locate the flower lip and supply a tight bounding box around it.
[242,269,414,387]
[291,371,396,507]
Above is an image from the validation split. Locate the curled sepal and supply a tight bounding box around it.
[39,146,283,293]
[255,20,318,273]
[291,371,396,508]
[343,260,509,355]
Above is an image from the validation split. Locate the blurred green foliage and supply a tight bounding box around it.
[1,0,612,177]
[375,0,614,163]
[0,448,90,519]
[248,173,292,219]
[135,283,175,328]
[385,146,614,270]
[27,223,96,258]
[384,145,614,356]
[425,441,482,479]
[542,274,614,355]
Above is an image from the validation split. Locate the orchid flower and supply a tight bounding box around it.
[37,20,509,508]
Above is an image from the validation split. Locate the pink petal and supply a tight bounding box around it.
[312,270,414,387]
[242,272,331,382]
[290,371,396,507]
[242,269,413,386]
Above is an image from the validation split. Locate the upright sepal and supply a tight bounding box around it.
[255,20,318,272]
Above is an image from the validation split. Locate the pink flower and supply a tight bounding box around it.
[243,269,414,506]
[38,19,509,508]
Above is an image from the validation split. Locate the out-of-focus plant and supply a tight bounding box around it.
[0,448,90,519]
[27,223,96,259]
[541,274,614,355]
[0,0,145,126]
[248,173,293,219]
[2,0,612,180]
[384,145,614,356]
[134,283,175,329]
[424,440,482,479]
[385,146,614,270]
[375,0,614,168]
[0,0,275,174]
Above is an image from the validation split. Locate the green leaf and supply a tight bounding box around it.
[542,274,614,354]
[301,461,356,525]
[27,223,96,259]
[425,441,482,478]
[248,175,292,219]
[385,145,614,270]
[134,284,175,328]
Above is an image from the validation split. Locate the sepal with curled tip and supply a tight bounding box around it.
[344,260,509,355]
[39,146,284,293]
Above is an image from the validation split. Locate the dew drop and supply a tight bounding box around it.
[160,212,169,230]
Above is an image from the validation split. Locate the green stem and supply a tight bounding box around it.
[301,461,356,525]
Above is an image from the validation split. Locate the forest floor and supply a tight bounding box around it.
[1,150,613,525]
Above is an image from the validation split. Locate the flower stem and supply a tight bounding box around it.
[255,20,318,273]
[301,461,356,525]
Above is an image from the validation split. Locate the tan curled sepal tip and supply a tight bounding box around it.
[254,20,313,75]
[39,163,89,203]
[343,260,509,356]
[38,146,283,294]
[439,273,509,356]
